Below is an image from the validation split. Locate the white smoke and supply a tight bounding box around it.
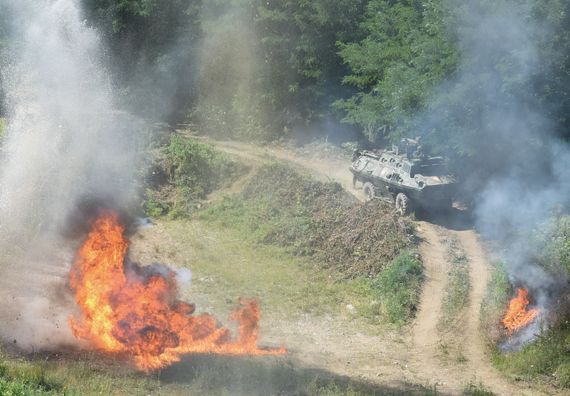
[433,1,570,343]
[0,0,143,349]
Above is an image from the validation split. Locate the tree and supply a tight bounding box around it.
[336,0,457,143]
[253,0,368,136]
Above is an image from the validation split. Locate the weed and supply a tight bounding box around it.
[480,261,511,344]
[364,252,424,327]
[463,381,495,395]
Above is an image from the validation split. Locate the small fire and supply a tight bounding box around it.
[69,214,285,371]
[502,288,540,335]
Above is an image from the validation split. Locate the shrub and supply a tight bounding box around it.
[534,214,570,276]
[367,252,423,326]
[144,134,246,217]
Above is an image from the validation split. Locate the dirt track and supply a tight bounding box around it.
[190,137,548,395]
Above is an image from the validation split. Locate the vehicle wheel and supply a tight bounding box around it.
[395,193,411,216]
[363,182,376,201]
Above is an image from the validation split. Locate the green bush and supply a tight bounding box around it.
[534,215,570,276]
[366,252,423,326]
[145,134,246,218]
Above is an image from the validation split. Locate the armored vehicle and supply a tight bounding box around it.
[350,139,456,215]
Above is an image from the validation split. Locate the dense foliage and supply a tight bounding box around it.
[0,0,569,153]
[145,135,245,217]
[336,0,457,143]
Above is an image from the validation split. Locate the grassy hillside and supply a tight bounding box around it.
[201,163,415,277]
[200,163,422,326]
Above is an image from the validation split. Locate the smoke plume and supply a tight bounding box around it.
[424,0,570,341]
[0,0,142,349]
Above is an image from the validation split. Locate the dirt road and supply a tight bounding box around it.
[182,136,546,394]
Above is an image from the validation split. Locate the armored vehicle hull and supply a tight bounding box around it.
[350,141,456,215]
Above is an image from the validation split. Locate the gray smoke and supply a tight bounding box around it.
[427,1,570,342]
[0,0,143,349]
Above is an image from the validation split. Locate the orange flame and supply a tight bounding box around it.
[501,288,540,335]
[69,214,285,371]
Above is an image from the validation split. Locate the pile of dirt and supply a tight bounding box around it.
[205,163,415,277]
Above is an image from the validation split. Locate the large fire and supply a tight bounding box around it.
[501,288,540,335]
[69,214,285,371]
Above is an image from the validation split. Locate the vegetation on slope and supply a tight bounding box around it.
[481,215,570,388]
[145,134,247,218]
[201,163,414,277]
[200,163,422,325]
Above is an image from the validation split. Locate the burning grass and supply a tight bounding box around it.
[477,215,570,388]
[482,262,570,388]
[69,214,284,372]
[501,289,540,335]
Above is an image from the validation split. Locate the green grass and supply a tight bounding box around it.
[196,163,418,326]
[0,352,156,395]
[490,320,570,387]
[463,381,496,395]
[134,219,379,320]
[0,361,63,395]
[0,348,435,395]
[0,118,5,143]
[435,236,470,363]
[480,262,512,344]
[360,252,424,327]
[439,242,470,331]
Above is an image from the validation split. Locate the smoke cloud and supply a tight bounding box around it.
[0,0,143,349]
[424,0,570,339]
